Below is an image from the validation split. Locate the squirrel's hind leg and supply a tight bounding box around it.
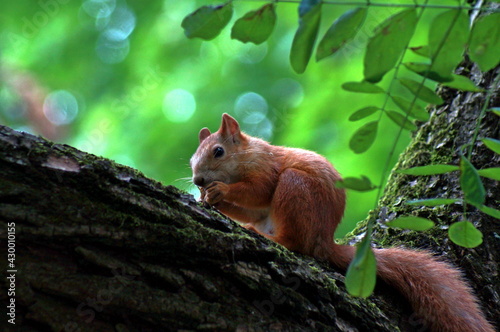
[269,168,334,256]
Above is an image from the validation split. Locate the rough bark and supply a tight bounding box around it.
[0,124,409,331]
[358,64,500,327]
[1,69,498,332]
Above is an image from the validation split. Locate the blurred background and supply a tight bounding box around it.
[0,0,453,237]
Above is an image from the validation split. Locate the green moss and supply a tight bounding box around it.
[340,110,465,250]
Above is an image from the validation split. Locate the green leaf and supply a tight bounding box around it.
[349,121,378,154]
[410,45,430,57]
[398,164,459,175]
[349,106,380,121]
[342,81,385,94]
[476,205,500,219]
[482,138,500,154]
[403,62,431,77]
[387,216,435,231]
[469,13,500,72]
[399,78,443,105]
[428,10,469,82]
[345,236,377,297]
[335,175,377,192]
[182,3,233,40]
[460,156,485,206]
[391,96,429,121]
[407,198,459,206]
[448,221,483,248]
[477,167,500,181]
[316,8,367,61]
[231,4,276,45]
[403,62,452,83]
[349,107,380,121]
[364,9,418,83]
[441,74,483,92]
[386,111,417,131]
[290,0,322,74]
[490,108,500,117]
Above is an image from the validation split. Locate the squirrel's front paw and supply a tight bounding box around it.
[197,187,211,208]
[197,187,207,201]
[204,181,229,205]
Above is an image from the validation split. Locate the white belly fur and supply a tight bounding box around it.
[254,215,275,236]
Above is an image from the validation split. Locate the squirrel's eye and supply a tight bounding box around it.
[213,147,224,158]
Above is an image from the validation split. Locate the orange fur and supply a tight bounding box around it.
[190,114,494,332]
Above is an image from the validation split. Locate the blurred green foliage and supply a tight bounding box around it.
[0,0,462,237]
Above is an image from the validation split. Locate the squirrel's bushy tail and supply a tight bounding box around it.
[332,245,494,332]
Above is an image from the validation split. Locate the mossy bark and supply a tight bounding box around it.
[352,64,499,327]
[0,125,411,331]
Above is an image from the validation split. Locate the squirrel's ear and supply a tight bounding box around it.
[199,128,211,143]
[219,113,241,138]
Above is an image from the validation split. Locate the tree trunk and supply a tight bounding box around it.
[1,70,498,331]
[364,64,500,327]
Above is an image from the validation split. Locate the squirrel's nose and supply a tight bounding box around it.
[193,176,205,187]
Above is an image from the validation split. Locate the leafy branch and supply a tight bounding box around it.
[181,0,500,297]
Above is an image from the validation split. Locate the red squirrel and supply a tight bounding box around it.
[190,113,494,332]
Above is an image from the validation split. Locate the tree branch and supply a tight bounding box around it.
[0,125,406,331]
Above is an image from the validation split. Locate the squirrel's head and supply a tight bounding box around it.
[190,113,248,188]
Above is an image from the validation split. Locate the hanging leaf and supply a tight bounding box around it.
[387,216,435,231]
[460,156,485,206]
[386,111,417,131]
[441,74,483,92]
[482,138,500,154]
[231,4,276,45]
[316,8,367,61]
[391,96,429,121]
[364,9,418,83]
[290,0,322,74]
[342,81,385,94]
[335,175,377,191]
[345,236,377,297]
[477,167,500,181]
[476,205,500,219]
[398,164,459,175]
[448,221,483,248]
[403,62,451,83]
[404,62,431,76]
[399,78,443,105]
[428,10,469,82]
[407,198,459,206]
[469,13,500,72]
[349,121,378,154]
[349,107,380,121]
[410,45,430,58]
[182,3,233,40]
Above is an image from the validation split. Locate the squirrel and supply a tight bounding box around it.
[190,113,494,332]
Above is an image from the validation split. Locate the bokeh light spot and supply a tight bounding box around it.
[43,90,79,125]
[95,34,130,64]
[234,92,272,139]
[82,0,116,19]
[103,6,136,41]
[235,92,268,120]
[163,89,196,123]
[237,43,268,64]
